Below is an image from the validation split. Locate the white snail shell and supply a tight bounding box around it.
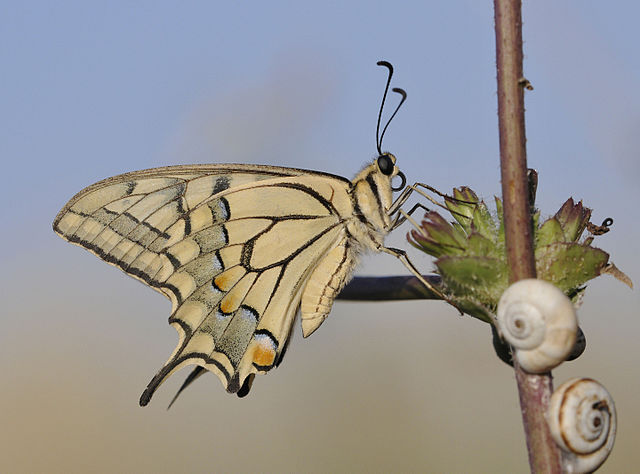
[548,378,616,473]
[496,278,578,373]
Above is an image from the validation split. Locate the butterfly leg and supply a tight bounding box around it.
[388,203,430,230]
[388,182,475,231]
[388,182,445,216]
[389,182,473,217]
[380,245,463,314]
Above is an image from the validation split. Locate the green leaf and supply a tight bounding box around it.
[471,202,497,242]
[536,243,609,293]
[466,232,497,257]
[537,217,565,246]
[436,255,509,304]
[446,187,478,232]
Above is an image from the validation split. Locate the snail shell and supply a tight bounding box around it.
[496,279,578,373]
[548,378,616,473]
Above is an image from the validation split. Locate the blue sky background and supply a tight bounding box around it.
[1,2,638,472]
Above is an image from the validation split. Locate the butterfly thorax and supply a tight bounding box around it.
[346,159,396,251]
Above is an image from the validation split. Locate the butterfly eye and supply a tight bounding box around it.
[377,154,394,175]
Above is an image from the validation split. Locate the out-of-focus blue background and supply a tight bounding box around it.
[2,2,637,472]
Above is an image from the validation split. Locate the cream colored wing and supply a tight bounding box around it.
[53,165,354,403]
[53,164,323,298]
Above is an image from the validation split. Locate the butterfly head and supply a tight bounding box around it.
[352,151,405,220]
[376,152,406,191]
[350,153,404,237]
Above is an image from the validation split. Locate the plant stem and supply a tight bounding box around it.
[494,0,563,472]
[339,275,442,300]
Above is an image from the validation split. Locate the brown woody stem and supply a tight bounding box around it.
[494,0,563,471]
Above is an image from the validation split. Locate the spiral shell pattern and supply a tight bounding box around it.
[496,279,578,372]
[548,378,616,473]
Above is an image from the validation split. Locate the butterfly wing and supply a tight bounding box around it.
[53,164,309,297]
[53,164,353,403]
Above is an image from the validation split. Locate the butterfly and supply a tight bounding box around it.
[53,61,447,406]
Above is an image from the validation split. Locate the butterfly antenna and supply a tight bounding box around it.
[378,87,407,152]
[376,60,394,155]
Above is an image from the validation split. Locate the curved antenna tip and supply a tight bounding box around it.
[392,87,407,99]
[376,61,395,154]
[378,85,408,150]
[377,60,394,73]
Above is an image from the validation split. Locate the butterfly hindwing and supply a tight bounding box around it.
[141,175,350,402]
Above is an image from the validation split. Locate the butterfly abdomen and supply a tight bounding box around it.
[300,237,358,337]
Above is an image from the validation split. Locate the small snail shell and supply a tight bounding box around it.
[548,378,616,473]
[496,279,578,373]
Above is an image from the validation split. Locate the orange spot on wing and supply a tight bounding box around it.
[252,342,276,367]
[214,273,233,291]
[214,267,245,292]
[220,293,238,313]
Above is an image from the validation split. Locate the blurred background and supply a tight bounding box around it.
[1,1,638,472]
